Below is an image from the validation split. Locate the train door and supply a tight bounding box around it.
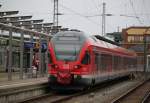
[94,52,99,71]
[112,55,114,73]
[146,55,150,72]
[90,48,98,84]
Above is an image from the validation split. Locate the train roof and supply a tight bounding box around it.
[94,35,119,46]
[53,30,89,38]
[90,35,136,57]
[52,31,136,57]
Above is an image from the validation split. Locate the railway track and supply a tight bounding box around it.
[20,92,90,103]
[18,76,150,103]
[18,85,98,103]
[111,79,150,103]
[18,77,134,103]
[17,89,84,103]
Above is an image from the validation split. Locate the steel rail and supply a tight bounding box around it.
[141,91,150,103]
[17,93,53,103]
[111,78,150,103]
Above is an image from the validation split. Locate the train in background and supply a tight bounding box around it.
[48,30,137,89]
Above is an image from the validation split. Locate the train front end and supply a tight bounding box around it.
[48,31,92,88]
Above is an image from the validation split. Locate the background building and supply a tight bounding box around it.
[122,26,150,71]
[106,32,123,44]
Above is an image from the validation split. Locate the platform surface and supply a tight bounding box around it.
[0,77,48,90]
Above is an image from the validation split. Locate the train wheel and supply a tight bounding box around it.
[91,79,95,87]
[129,73,135,80]
[83,79,95,90]
[71,74,74,84]
[89,79,95,89]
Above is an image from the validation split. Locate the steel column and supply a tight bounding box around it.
[39,34,42,77]
[8,28,12,81]
[45,36,49,74]
[102,2,106,36]
[20,31,24,79]
[0,30,5,68]
[30,33,33,77]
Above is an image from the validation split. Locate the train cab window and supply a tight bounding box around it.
[48,52,53,64]
[81,51,90,65]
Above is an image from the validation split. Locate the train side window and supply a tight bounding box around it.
[101,54,112,72]
[81,51,90,65]
[101,54,107,71]
[95,53,99,69]
[98,54,101,70]
[48,52,53,64]
[114,56,119,70]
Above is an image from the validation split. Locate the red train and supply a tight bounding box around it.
[48,30,137,89]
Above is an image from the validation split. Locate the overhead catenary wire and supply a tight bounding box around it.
[142,0,150,24]
[90,0,102,13]
[59,4,100,26]
[129,0,143,25]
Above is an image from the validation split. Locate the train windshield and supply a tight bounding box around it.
[51,31,87,61]
[54,43,81,61]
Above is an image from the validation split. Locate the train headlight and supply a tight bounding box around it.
[74,65,81,69]
[74,65,78,69]
[54,65,58,69]
[52,64,58,69]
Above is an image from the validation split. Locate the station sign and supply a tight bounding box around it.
[24,41,47,52]
[24,42,34,48]
[41,43,47,50]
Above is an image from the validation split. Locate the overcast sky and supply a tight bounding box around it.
[0,0,150,35]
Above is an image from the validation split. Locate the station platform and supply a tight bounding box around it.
[0,77,48,90]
